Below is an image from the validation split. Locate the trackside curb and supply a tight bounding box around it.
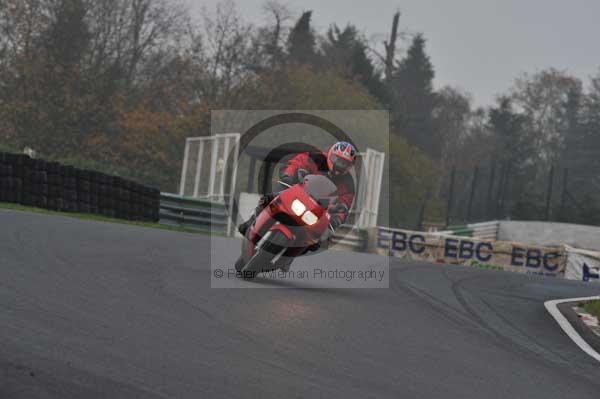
[544,296,600,363]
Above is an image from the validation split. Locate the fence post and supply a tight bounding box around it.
[495,163,507,219]
[446,166,456,227]
[544,165,555,221]
[247,157,256,192]
[466,166,479,222]
[416,188,431,231]
[486,161,496,220]
[416,200,426,231]
[559,168,569,221]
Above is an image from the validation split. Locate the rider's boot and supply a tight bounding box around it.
[237,195,273,236]
[280,258,293,273]
[237,212,256,236]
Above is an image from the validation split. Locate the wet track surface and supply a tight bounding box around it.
[1,210,600,398]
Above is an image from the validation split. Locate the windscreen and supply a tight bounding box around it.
[303,175,338,207]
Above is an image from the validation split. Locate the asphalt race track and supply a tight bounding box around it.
[2,210,600,398]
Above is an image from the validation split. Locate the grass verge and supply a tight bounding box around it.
[584,300,600,321]
[0,201,206,235]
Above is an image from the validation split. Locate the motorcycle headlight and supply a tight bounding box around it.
[291,199,306,216]
[301,211,318,226]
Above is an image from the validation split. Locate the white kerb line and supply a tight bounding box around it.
[544,296,600,363]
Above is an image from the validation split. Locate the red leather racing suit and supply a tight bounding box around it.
[282,151,355,223]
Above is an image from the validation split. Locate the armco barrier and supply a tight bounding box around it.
[370,226,567,277]
[330,224,368,252]
[0,152,159,222]
[159,193,368,250]
[159,193,228,234]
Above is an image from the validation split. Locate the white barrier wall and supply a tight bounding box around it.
[370,227,566,278]
[355,221,600,282]
[497,221,600,251]
[434,221,500,240]
[565,246,600,283]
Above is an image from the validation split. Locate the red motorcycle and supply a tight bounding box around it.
[235,174,337,278]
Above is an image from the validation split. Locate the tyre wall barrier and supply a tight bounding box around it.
[0,152,160,222]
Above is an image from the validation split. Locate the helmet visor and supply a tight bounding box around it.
[330,153,353,173]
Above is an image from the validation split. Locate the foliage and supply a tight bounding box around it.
[389,135,443,227]
[250,64,380,110]
[583,300,600,322]
[511,69,583,166]
[321,24,385,100]
[1,1,600,228]
[286,11,318,66]
[433,86,473,169]
[389,34,437,157]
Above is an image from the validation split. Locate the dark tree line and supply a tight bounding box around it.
[1,0,599,226]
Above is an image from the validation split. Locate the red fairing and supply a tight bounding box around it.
[270,223,295,240]
[283,152,355,222]
[247,180,332,258]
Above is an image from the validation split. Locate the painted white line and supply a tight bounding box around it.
[544,296,600,363]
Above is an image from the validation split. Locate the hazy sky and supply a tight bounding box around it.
[188,0,600,107]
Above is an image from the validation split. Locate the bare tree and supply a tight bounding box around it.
[256,0,292,69]
[186,0,255,106]
[383,10,400,83]
[433,86,473,168]
[511,68,583,164]
[84,0,187,88]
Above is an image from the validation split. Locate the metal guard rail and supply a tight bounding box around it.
[160,193,227,233]
[159,192,368,251]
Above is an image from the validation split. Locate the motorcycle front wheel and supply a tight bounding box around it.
[240,231,290,279]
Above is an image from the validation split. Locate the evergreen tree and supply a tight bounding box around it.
[563,71,600,224]
[286,11,318,66]
[488,97,536,218]
[322,24,385,101]
[433,86,472,168]
[575,71,600,170]
[562,86,584,166]
[488,97,529,167]
[44,0,90,68]
[35,0,92,154]
[390,34,437,157]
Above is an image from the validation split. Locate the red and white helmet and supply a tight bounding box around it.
[327,141,357,175]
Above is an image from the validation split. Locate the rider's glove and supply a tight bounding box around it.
[280,174,296,187]
[296,168,309,183]
[258,194,273,209]
[329,202,349,217]
[329,214,343,231]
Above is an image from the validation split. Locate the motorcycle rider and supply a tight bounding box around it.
[237,141,357,244]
